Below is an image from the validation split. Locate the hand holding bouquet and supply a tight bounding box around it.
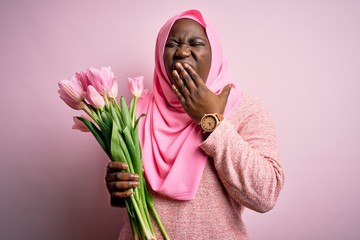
[58,67,169,240]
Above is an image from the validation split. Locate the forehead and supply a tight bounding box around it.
[167,18,208,39]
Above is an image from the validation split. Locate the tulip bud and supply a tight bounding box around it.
[128,76,144,98]
[108,77,118,99]
[58,76,85,110]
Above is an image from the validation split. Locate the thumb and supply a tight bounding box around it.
[220,84,233,100]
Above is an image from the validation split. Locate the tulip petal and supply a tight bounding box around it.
[85,85,105,109]
[128,76,144,97]
[72,116,90,132]
[108,77,118,99]
[87,68,107,95]
[76,71,91,92]
[58,76,85,110]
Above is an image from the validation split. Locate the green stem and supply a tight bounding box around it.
[129,194,156,240]
[104,94,110,107]
[82,107,92,117]
[147,195,170,240]
[115,97,121,112]
[82,102,99,122]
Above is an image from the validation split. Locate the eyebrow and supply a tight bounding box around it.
[166,37,207,42]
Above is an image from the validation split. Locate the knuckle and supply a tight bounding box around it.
[179,96,186,103]
[127,181,135,188]
[114,182,122,189]
[197,85,206,93]
[115,172,122,180]
[184,75,191,82]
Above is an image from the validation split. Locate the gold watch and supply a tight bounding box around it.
[199,113,224,133]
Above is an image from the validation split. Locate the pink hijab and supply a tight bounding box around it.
[136,9,243,200]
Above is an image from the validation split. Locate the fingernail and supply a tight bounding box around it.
[122,163,128,169]
[132,181,140,187]
[133,174,140,180]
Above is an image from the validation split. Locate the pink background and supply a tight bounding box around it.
[1,0,359,239]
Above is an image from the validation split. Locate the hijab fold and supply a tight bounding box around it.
[136,10,243,200]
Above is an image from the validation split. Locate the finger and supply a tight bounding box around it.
[105,171,139,182]
[220,84,233,100]
[183,63,205,87]
[171,84,186,103]
[111,190,133,199]
[107,180,140,192]
[175,63,198,92]
[107,162,128,173]
[172,69,190,96]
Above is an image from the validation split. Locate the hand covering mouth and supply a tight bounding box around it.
[172,61,194,70]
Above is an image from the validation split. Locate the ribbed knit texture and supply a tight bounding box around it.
[118,94,284,240]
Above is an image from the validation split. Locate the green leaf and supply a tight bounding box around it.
[123,127,142,176]
[134,113,146,130]
[110,104,121,129]
[110,122,127,163]
[120,96,132,131]
[101,111,112,130]
[117,129,135,174]
[98,121,112,150]
[76,117,109,158]
[132,125,142,160]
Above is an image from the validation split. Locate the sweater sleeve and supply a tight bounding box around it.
[199,95,284,213]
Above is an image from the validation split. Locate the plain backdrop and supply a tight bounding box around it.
[1,0,359,239]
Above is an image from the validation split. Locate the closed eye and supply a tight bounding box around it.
[165,41,178,48]
[189,38,206,47]
[190,42,205,47]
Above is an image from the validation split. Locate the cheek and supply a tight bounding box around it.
[163,51,173,69]
[204,50,212,79]
[198,52,212,80]
[163,52,174,82]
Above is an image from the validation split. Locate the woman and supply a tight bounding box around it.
[106,9,284,239]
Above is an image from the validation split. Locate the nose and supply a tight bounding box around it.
[175,43,191,58]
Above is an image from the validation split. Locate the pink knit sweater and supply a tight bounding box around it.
[118,94,284,240]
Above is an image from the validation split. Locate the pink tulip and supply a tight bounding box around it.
[58,76,85,110]
[128,76,144,98]
[75,70,91,92]
[108,77,118,99]
[87,67,118,98]
[72,115,91,132]
[85,85,105,109]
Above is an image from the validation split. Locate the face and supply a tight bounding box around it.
[163,18,212,84]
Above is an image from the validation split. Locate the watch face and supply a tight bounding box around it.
[201,115,217,132]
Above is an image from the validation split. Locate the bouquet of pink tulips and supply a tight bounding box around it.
[58,67,169,240]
